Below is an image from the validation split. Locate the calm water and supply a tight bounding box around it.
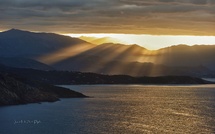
[0,85,215,134]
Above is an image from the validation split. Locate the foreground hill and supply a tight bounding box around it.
[0,66,87,106]
[0,73,58,105]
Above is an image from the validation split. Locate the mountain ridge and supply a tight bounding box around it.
[0,29,94,57]
[1,29,215,77]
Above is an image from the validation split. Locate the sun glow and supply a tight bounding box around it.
[65,34,215,50]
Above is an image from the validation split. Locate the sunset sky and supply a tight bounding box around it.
[0,0,215,49]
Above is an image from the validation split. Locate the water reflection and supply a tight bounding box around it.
[66,85,215,133]
[0,85,215,134]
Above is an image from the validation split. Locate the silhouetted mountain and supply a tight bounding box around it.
[0,29,94,58]
[0,72,87,106]
[0,57,53,70]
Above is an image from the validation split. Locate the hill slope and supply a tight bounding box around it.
[0,65,87,106]
[0,57,53,70]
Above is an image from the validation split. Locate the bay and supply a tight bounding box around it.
[0,85,215,134]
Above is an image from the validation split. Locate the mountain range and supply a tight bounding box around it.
[79,36,124,45]
[0,29,215,77]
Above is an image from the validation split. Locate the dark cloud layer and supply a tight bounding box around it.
[0,0,215,35]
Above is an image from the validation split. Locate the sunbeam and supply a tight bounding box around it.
[36,43,94,64]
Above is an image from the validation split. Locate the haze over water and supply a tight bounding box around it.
[1,85,215,134]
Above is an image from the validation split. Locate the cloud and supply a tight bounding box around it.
[0,0,214,35]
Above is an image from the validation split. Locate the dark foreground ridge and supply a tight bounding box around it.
[0,64,212,106]
[0,64,211,85]
[0,73,87,106]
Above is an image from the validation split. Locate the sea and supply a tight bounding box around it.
[0,85,215,134]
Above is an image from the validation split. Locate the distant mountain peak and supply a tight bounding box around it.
[7,28,26,32]
[9,28,19,31]
[130,44,147,50]
[2,28,31,35]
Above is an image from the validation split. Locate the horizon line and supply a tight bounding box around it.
[1,28,215,37]
[1,28,215,50]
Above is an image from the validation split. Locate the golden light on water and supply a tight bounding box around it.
[66,34,215,50]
